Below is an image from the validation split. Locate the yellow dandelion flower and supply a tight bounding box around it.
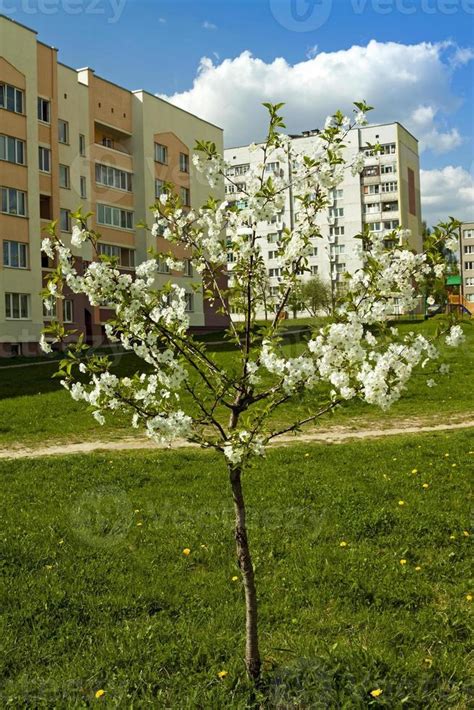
[415,566,422,571]
[449,535,456,540]
[370,688,383,697]
[422,483,429,489]
[136,522,143,527]
[411,468,418,474]
[444,453,450,457]
[217,670,228,679]
[134,509,140,513]
[200,544,208,549]
[398,500,405,506]
[466,594,472,602]
[463,531,470,537]
[58,539,64,545]
[451,463,457,468]
[400,559,407,565]
[304,453,310,458]
[45,564,53,570]
[339,541,348,547]
[231,576,238,582]
[182,548,191,556]
[95,689,105,699]
[424,658,433,667]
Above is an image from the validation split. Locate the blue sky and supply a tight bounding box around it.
[3,0,473,223]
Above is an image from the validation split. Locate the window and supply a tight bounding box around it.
[270,212,283,224]
[364,184,379,195]
[310,265,319,275]
[329,226,345,236]
[364,203,380,214]
[384,220,399,230]
[382,201,398,213]
[3,241,28,268]
[179,152,189,173]
[267,233,280,243]
[265,161,279,173]
[381,181,398,193]
[180,186,190,207]
[38,147,51,173]
[97,203,134,230]
[58,120,69,144]
[40,194,52,220]
[381,163,397,174]
[332,189,344,199]
[95,163,132,192]
[184,259,193,277]
[329,207,344,218]
[60,208,71,232]
[1,187,26,216]
[155,179,166,198]
[465,245,474,254]
[59,165,70,189]
[370,222,382,232]
[79,134,86,156]
[101,136,114,149]
[335,263,346,273]
[234,163,250,176]
[37,97,51,123]
[268,250,278,260]
[312,247,318,256]
[63,299,73,323]
[330,244,345,255]
[5,293,30,319]
[0,84,24,113]
[466,294,474,303]
[463,229,474,240]
[465,277,474,286]
[184,292,194,312]
[363,166,379,177]
[98,243,134,267]
[227,252,234,264]
[157,259,170,274]
[268,268,281,277]
[0,135,25,165]
[154,143,168,164]
[464,261,474,271]
[80,176,87,199]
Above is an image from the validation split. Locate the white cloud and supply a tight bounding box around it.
[421,166,474,226]
[162,40,472,152]
[202,20,217,30]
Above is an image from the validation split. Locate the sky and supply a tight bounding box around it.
[3,0,473,225]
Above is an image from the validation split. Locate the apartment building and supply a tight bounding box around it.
[224,122,423,315]
[460,221,474,312]
[0,15,226,357]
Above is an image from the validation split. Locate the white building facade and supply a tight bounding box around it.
[224,122,423,316]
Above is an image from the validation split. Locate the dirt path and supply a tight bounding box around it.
[1,418,473,460]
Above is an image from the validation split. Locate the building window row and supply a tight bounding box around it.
[0,135,26,165]
[97,203,134,230]
[96,163,132,192]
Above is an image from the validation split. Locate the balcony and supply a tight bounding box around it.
[94,120,132,155]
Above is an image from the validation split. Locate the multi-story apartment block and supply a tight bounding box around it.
[0,15,226,357]
[224,122,423,315]
[460,221,474,314]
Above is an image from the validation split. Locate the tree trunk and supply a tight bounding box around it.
[229,465,261,682]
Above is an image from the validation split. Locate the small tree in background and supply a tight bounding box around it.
[296,275,333,317]
[41,103,465,683]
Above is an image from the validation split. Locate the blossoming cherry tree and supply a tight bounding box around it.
[41,103,464,682]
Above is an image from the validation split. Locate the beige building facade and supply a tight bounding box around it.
[0,15,226,357]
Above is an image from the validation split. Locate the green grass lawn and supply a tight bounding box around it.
[0,431,472,707]
[0,319,472,449]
